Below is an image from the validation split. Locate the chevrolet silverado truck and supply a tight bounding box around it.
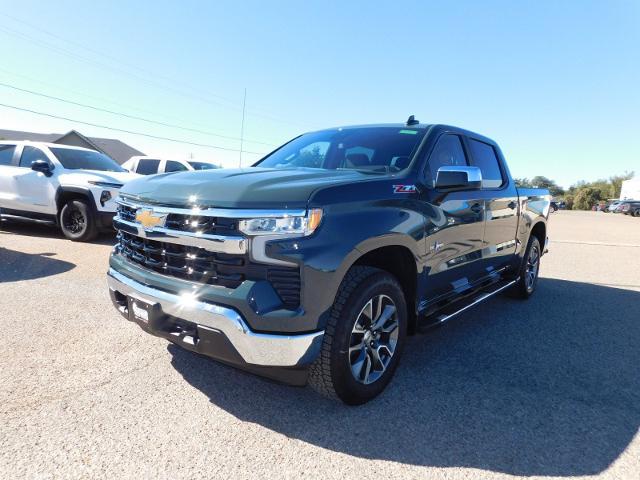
[107,119,550,404]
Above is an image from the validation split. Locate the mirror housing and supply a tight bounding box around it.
[31,159,53,177]
[435,166,482,191]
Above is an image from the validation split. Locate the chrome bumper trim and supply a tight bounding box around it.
[113,216,248,254]
[107,268,323,367]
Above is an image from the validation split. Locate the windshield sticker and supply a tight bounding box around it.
[393,184,417,193]
[398,129,418,135]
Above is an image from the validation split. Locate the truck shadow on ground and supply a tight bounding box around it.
[168,278,640,477]
[0,247,75,282]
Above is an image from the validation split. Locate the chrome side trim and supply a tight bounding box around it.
[113,217,248,254]
[117,198,307,218]
[107,268,323,367]
[435,279,517,324]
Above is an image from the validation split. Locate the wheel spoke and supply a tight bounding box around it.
[372,304,396,331]
[370,346,386,374]
[360,352,372,383]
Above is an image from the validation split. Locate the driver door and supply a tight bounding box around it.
[11,145,58,215]
[419,134,487,308]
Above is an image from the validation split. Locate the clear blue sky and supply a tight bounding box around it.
[0,0,638,187]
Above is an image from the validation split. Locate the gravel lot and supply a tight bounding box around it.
[1,210,639,480]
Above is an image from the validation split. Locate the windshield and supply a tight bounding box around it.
[255,127,426,172]
[188,161,218,170]
[50,148,126,172]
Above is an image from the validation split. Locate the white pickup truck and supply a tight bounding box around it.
[0,141,139,241]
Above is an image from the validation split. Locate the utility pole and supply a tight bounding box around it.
[239,88,246,168]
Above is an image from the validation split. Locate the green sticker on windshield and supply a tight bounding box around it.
[399,129,418,135]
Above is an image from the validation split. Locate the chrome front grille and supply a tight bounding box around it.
[114,203,301,308]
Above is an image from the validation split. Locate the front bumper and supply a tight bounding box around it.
[107,268,323,382]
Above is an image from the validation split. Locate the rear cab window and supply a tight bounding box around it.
[0,144,16,166]
[467,139,504,188]
[136,159,161,175]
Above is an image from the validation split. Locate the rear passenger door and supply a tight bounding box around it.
[466,137,519,271]
[0,144,18,209]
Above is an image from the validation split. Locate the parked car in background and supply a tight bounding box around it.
[606,200,622,213]
[550,201,559,212]
[122,156,219,175]
[618,200,640,216]
[0,141,139,241]
[107,120,550,404]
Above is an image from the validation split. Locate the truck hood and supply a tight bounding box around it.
[120,167,378,209]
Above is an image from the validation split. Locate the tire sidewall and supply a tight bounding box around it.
[329,272,407,404]
[60,200,95,241]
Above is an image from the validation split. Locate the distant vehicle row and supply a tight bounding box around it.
[121,156,219,175]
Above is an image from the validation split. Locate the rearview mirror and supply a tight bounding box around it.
[435,166,482,191]
[31,159,53,177]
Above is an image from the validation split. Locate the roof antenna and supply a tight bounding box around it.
[406,115,419,126]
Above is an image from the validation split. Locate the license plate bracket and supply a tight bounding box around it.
[127,296,159,327]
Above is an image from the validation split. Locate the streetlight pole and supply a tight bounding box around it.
[239,88,246,168]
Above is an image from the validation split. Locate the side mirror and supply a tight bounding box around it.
[31,159,53,177]
[435,166,482,191]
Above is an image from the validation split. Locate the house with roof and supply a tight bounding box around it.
[0,128,145,164]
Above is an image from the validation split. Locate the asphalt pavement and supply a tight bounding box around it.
[1,210,639,480]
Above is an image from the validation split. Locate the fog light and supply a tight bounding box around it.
[100,190,112,206]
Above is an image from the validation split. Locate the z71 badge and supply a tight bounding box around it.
[392,184,417,194]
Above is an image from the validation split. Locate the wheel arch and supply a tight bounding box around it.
[530,220,546,253]
[344,239,420,335]
[55,186,97,218]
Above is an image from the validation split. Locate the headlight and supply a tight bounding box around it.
[239,209,323,236]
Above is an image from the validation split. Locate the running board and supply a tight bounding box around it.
[431,278,518,325]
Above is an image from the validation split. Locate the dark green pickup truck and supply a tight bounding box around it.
[107,118,550,404]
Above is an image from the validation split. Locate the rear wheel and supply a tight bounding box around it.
[508,236,541,299]
[308,266,407,405]
[60,199,97,242]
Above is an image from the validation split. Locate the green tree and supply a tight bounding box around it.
[530,176,565,197]
[573,187,602,210]
[609,171,635,199]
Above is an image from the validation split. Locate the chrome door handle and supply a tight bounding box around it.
[508,201,517,209]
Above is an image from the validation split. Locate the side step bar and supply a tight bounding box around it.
[430,278,518,326]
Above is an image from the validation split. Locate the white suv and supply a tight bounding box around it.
[122,156,219,175]
[0,141,140,241]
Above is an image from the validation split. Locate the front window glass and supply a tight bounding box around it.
[255,127,426,173]
[165,160,189,172]
[19,146,48,168]
[188,161,218,170]
[426,134,467,187]
[50,148,125,172]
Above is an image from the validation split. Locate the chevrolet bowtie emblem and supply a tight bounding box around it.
[135,209,167,230]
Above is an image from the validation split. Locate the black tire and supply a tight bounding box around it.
[507,235,541,299]
[59,199,98,242]
[308,266,407,405]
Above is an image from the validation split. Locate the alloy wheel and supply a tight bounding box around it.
[348,294,399,385]
[525,244,540,292]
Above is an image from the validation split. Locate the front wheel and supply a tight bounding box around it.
[308,266,407,405]
[508,236,541,299]
[59,199,98,241]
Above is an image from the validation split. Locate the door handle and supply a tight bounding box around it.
[508,201,517,209]
[470,203,483,213]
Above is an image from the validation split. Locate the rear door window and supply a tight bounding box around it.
[426,134,468,187]
[0,145,15,166]
[136,159,161,175]
[468,139,504,188]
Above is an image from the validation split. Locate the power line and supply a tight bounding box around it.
[0,102,268,155]
[0,18,317,129]
[0,81,277,147]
